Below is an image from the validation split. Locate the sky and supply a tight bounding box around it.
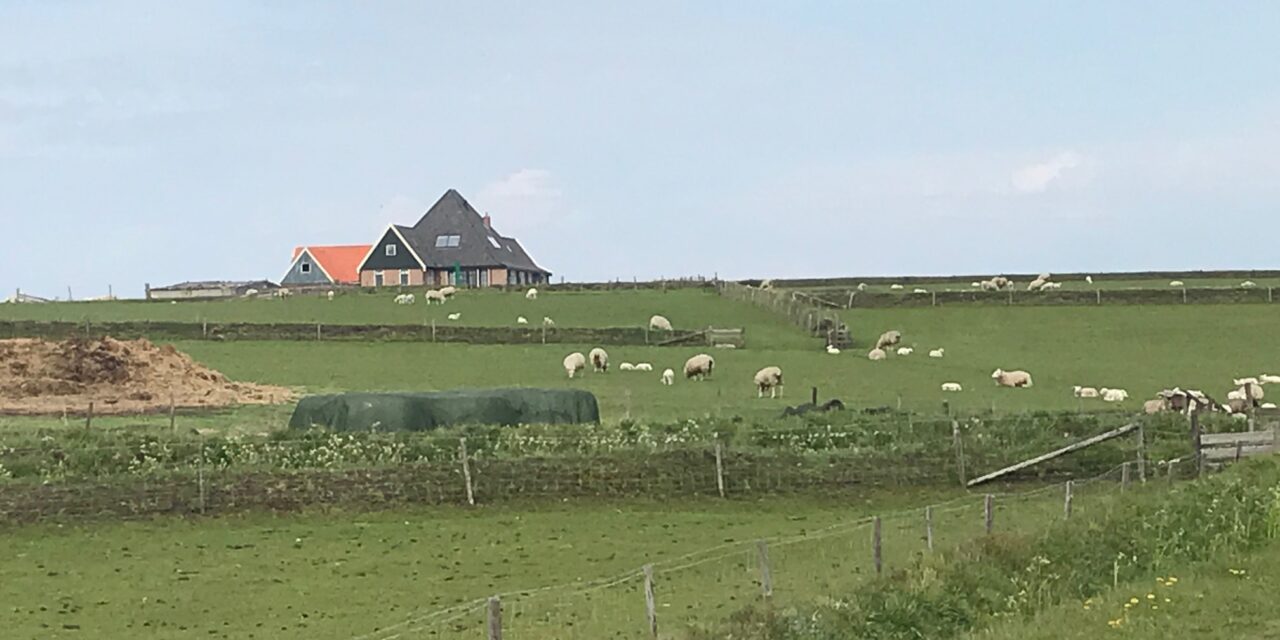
[2,2,1279,299]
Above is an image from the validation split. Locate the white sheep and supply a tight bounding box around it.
[661,368,675,385]
[890,284,904,290]
[1234,377,1260,387]
[970,282,981,287]
[992,276,1010,289]
[1100,388,1129,402]
[928,348,944,358]
[753,366,784,399]
[1027,278,1047,292]
[326,290,335,301]
[517,316,528,325]
[542,317,555,327]
[868,348,887,361]
[1232,382,1266,401]
[619,362,636,371]
[1085,275,1093,284]
[1042,282,1062,290]
[394,293,416,305]
[896,347,914,356]
[991,368,1033,388]
[1143,398,1168,414]
[856,283,868,291]
[447,312,461,321]
[1241,280,1257,288]
[980,280,999,291]
[439,286,457,298]
[1262,402,1277,410]
[589,347,609,373]
[826,345,841,355]
[874,330,902,350]
[1227,388,1246,401]
[563,352,586,378]
[1073,386,1100,399]
[913,288,928,294]
[941,382,962,392]
[635,363,654,371]
[1169,280,1184,287]
[649,315,673,331]
[684,354,715,380]
[424,290,446,304]
[276,288,293,298]
[1260,374,1280,385]
[525,287,538,300]
[244,288,259,297]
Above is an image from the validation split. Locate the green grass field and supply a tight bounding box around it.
[793,276,1280,295]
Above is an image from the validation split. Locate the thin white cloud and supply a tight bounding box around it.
[472,169,567,234]
[1011,151,1082,193]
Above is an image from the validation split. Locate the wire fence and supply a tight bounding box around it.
[347,464,1139,640]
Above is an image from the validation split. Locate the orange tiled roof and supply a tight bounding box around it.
[292,245,371,284]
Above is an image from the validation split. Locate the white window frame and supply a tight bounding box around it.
[300,262,311,274]
[435,234,461,248]
[374,270,384,286]
[385,245,397,257]
[399,269,410,285]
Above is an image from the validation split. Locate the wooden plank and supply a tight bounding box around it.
[756,540,773,598]
[872,516,883,574]
[1064,480,1073,519]
[714,441,726,498]
[459,437,475,506]
[486,596,502,640]
[1200,431,1276,446]
[984,494,994,534]
[1203,444,1274,461]
[924,506,934,552]
[967,423,1137,487]
[643,564,657,638]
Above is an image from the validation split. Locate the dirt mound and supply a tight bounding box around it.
[0,337,293,415]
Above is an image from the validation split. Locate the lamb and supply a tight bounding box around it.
[244,288,259,297]
[563,352,586,378]
[589,347,609,373]
[635,363,654,371]
[326,290,335,301]
[980,280,999,291]
[661,368,675,385]
[991,368,1033,388]
[890,284,904,290]
[1041,282,1062,290]
[971,282,981,287]
[1027,278,1047,292]
[941,382,962,392]
[1260,375,1280,385]
[1100,388,1129,402]
[928,348,944,358]
[1169,280,1184,287]
[1263,402,1278,410]
[896,347,914,356]
[867,348,887,361]
[913,288,928,294]
[1231,382,1265,402]
[1143,398,1169,414]
[424,290,446,304]
[394,293,416,305]
[1234,377,1260,387]
[525,288,538,300]
[1085,275,1093,284]
[684,354,715,380]
[1073,386,1100,399]
[542,317,555,327]
[447,312,461,320]
[1241,280,1257,288]
[649,315,673,331]
[754,366,784,399]
[619,362,636,371]
[857,283,868,291]
[874,330,902,350]
[517,316,528,325]
[826,345,841,355]
[439,286,457,298]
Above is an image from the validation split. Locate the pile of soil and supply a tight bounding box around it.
[0,337,293,415]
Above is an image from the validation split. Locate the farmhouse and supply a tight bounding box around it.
[357,189,551,288]
[281,244,371,286]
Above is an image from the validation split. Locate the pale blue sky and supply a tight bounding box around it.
[3,2,1278,298]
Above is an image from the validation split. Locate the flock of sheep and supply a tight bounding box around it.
[859,273,1262,293]
[1142,377,1278,419]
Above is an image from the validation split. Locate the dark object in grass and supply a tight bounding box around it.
[861,405,893,415]
[781,398,845,417]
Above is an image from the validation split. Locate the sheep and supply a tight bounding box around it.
[1027,278,1047,292]
[661,368,675,385]
[649,315,673,331]
[826,345,841,355]
[635,363,654,371]
[913,288,928,294]
[890,284,904,290]
[991,368,1033,388]
[1263,402,1278,410]
[1037,273,1051,281]
[1234,382,1266,402]
[517,316,528,325]
[439,286,457,298]
[394,293,415,305]
[1042,282,1062,290]
[423,290,446,304]
[896,347,914,356]
[754,366,784,398]
[275,288,293,298]
[1143,398,1169,414]
[619,362,636,371]
[928,348,944,358]
[589,347,609,373]
[1169,280,1184,287]
[525,288,538,300]
[941,382,962,392]
[542,317,555,327]
[326,290,335,301]
[684,354,715,380]
[980,280,999,291]
[1100,388,1129,402]
[1241,280,1257,288]
[1234,377,1260,387]
[970,282,981,287]
[1260,375,1280,385]
[992,276,1010,289]
[856,283,868,291]
[868,348,887,361]
[563,352,586,378]
[760,279,775,290]
[1227,388,1246,401]
[244,288,259,297]
[1085,275,1093,284]
[874,330,902,350]
[1224,398,1250,414]
[1073,386,1100,399]
[447,312,461,320]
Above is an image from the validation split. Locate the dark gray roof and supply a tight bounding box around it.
[399,189,550,274]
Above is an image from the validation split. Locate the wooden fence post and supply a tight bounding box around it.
[1064,480,1073,519]
[85,401,94,430]
[197,439,206,514]
[714,440,726,498]
[643,564,658,638]
[984,494,994,534]
[432,319,437,343]
[316,323,322,341]
[168,391,176,434]
[1190,412,1203,478]
[873,516,883,575]
[756,540,773,598]
[459,437,475,506]
[1136,424,1146,483]
[202,319,207,339]
[486,596,503,640]
[1096,289,1102,305]
[925,506,934,552]
[1121,462,1130,491]
[1167,459,1178,484]
[952,420,967,486]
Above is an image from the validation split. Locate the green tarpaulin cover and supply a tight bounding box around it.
[288,388,600,432]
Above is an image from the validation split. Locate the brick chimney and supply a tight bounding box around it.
[482,213,491,229]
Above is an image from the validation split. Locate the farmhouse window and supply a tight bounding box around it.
[480,269,489,287]
[399,270,410,285]
[374,271,384,286]
[435,234,461,248]
[385,245,397,257]
[300,262,311,274]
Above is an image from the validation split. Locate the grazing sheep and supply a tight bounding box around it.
[980,280,999,291]
[1260,374,1280,385]
[1143,398,1169,414]
[244,288,259,297]
[826,345,841,355]
[684,354,715,380]
[760,279,775,290]
[1027,278,1047,292]
[1041,282,1063,290]
[661,368,675,385]
[649,315,673,331]
[1262,402,1277,410]
[424,290,446,304]
[754,366,784,399]
[913,288,928,294]
[394,293,416,305]
[867,348,887,361]
[525,288,538,300]
[1169,280,1184,287]
[543,317,555,327]
[1234,377,1260,387]
[1085,275,1093,284]
[991,368,1033,388]
[929,348,944,358]
[517,316,528,325]
[941,382,962,392]
[874,330,902,350]
[896,347,914,356]
[635,363,653,371]
[326,290,335,301]
[1100,388,1129,402]
[589,347,609,373]
[447,312,461,320]
[992,276,1010,289]
[1073,386,1100,399]
[890,284,904,290]
[439,286,457,298]
[1234,382,1266,402]
[971,282,981,287]
[275,288,293,298]
[1241,280,1257,288]
[619,362,636,371]
[856,283,868,291]
[563,352,586,378]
